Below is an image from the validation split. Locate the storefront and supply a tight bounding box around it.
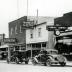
[55,31,72,54]
[0,44,8,59]
[26,42,47,57]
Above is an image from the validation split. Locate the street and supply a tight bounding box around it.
[0,60,72,72]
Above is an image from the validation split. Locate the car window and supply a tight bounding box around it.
[48,51,58,54]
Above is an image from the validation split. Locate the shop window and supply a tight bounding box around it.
[15,46,19,50]
[21,46,25,50]
[36,43,41,48]
[42,43,46,47]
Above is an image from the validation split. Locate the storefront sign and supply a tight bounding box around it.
[22,21,34,29]
[46,25,68,31]
[4,38,16,43]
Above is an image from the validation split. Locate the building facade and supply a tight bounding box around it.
[26,16,54,56]
[9,16,27,51]
[8,16,55,57]
[54,12,72,54]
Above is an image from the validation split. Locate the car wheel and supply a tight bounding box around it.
[25,61,28,64]
[44,63,47,66]
[60,62,66,66]
[15,57,19,64]
[7,58,10,64]
[32,59,37,65]
[46,60,51,66]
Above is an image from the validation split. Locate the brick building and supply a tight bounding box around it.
[9,16,27,51]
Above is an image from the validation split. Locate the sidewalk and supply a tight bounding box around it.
[0,60,72,66]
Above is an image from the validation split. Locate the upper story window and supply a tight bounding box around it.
[30,29,33,38]
[20,25,22,33]
[11,28,13,35]
[15,25,17,34]
[38,28,41,37]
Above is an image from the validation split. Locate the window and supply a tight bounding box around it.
[15,46,19,50]
[15,25,17,34]
[38,28,41,37]
[30,29,33,38]
[11,28,13,35]
[42,43,46,47]
[20,25,22,33]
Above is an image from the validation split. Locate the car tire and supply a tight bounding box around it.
[7,57,10,64]
[60,62,66,66]
[25,61,28,64]
[46,60,51,66]
[32,59,37,65]
[43,63,47,66]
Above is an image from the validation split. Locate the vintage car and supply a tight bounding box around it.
[46,49,66,66]
[32,50,49,66]
[32,49,66,66]
[0,51,7,60]
[7,51,29,64]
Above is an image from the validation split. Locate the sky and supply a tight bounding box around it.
[0,0,72,37]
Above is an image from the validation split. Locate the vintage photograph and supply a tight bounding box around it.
[0,0,72,72]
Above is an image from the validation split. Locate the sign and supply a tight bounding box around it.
[4,38,16,43]
[23,21,35,29]
[55,30,60,36]
[46,25,68,31]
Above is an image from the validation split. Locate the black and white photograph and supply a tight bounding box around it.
[0,0,72,72]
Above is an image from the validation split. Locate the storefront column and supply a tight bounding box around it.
[31,44,32,58]
[8,46,11,62]
[41,43,42,50]
[48,31,54,49]
[14,46,15,51]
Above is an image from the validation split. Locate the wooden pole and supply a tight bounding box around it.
[8,45,11,62]
[31,44,32,58]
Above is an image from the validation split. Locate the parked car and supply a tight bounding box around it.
[32,50,49,66]
[0,52,7,60]
[32,49,66,66]
[46,49,66,66]
[7,51,29,64]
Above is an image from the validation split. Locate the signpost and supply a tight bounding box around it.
[4,38,16,63]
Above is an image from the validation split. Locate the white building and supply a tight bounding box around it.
[25,16,54,56]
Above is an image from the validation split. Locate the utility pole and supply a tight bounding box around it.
[36,9,38,24]
[27,0,28,17]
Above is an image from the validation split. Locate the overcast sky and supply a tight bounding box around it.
[0,0,72,37]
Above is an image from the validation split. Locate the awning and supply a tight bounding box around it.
[0,44,9,48]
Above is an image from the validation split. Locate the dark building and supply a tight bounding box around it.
[9,16,27,51]
[54,12,72,58]
[54,12,72,26]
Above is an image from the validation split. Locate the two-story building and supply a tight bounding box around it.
[25,16,54,57]
[8,16,27,52]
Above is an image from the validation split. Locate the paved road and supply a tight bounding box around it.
[0,60,72,72]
